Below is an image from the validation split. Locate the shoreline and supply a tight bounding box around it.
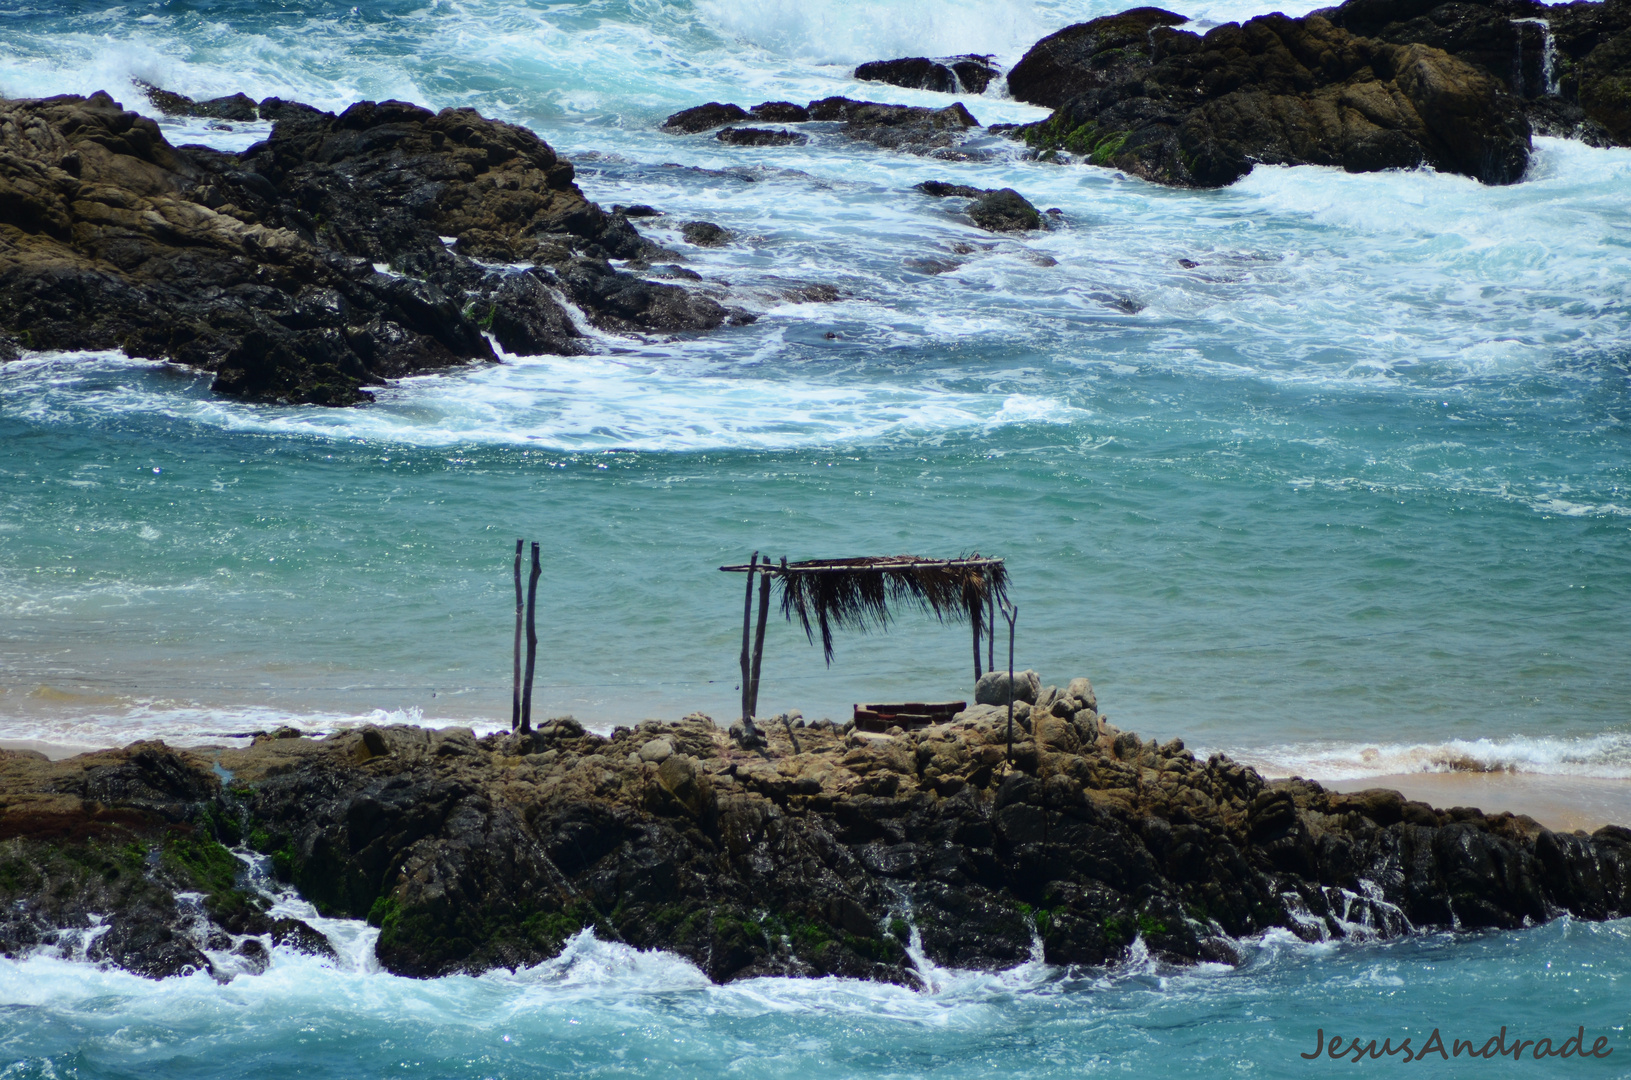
[7,732,1629,833]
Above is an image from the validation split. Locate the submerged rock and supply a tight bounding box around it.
[915,182,1045,232]
[0,92,743,404]
[8,678,1629,984]
[749,101,812,123]
[716,126,808,147]
[680,220,733,247]
[663,96,984,156]
[661,102,750,133]
[1004,9,1532,185]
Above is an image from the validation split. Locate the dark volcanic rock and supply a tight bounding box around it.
[1328,0,1631,144]
[661,102,751,133]
[681,220,733,247]
[806,97,982,152]
[969,189,1044,231]
[857,57,958,93]
[856,55,1000,94]
[0,92,738,404]
[750,101,812,123]
[1007,11,1531,185]
[663,97,983,155]
[915,181,1044,231]
[7,695,1631,983]
[1008,8,1191,108]
[136,82,260,121]
[717,126,809,146]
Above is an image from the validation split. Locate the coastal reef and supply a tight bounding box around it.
[4,676,1629,982]
[1003,8,1533,185]
[0,92,747,405]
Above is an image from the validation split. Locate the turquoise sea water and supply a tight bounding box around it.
[2,0,1631,1071]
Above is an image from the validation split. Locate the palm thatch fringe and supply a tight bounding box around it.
[722,555,1007,665]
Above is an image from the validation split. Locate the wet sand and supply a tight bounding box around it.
[1323,772,1631,834]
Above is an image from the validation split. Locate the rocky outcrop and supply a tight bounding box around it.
[855,56,999,94]
[6,678,1630,983]
[0,92,747,405]
[0,743,332,978]
[717,126,808,147]
[1003,9,1532,185]
[1326,0,1631,144]
[662,97,983,156]
[1007,8,1191,108]
[915,181,1044,231]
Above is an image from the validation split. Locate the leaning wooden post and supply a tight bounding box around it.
[520,541,541,734]
[511,538,523,731]
[970,587,983,685]
[988,590,996,673]
[1003,601,1018,764]
[748,559,776,717]
[739,551,758,727]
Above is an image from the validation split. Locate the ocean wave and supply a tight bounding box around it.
[0,703,509,756]
[0,350,1089,452]
[1219,731,1631,781]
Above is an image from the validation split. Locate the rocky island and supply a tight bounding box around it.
[0,91,747,406]
[3,674,1626,983]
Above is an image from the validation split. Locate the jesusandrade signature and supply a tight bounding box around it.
[1302,1027,1615,1063]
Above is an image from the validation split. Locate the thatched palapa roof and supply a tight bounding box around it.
[719,555,1008,663]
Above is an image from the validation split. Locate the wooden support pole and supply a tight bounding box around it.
[988,590,995,673]
[511,538,523,732]
[739,551,758,726]
[748,558,775,717]
[1003,601,1018,764]
[521,541,541,734]
[970,591,983,684]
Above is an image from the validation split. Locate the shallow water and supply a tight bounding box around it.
[2,0,1630,1068]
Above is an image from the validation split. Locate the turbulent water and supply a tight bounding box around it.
[3,0,1631,1071]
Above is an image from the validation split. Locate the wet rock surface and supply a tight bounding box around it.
[915,182,1044,231]
[0,92,744,405]
[1004,8,1532,185]
[855,55,999,95]
[663,97,984,156]
[7,678,1630,983]
[1326,0,1631,144]
[0,743,330,978]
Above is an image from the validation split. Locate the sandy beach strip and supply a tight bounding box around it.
[1323,772,1631,834]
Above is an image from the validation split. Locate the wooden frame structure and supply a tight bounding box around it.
[720,553,1008,730]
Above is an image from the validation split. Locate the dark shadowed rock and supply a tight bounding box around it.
[916,179,993,198]
[681,220,733,247]
[969,189,1043,231]
[0,92,740,404]
[856,57,961,93]
[749,101,811,122]
[1327,0,1631,144]
[717,126,809,146]
[1007,8,1190,107]
[1006,11,1531,185]
[612,203,663,217]
[856,55,1000,94]
[135,82,260,121]
[915,182,1044,231]
[661,102,750,133]
[806,97,982,152]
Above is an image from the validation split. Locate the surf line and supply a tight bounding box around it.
[1300,1026,1613,1062]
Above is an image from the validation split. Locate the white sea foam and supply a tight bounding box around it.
[1217,731,1631,781]
[0,704,508,756]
